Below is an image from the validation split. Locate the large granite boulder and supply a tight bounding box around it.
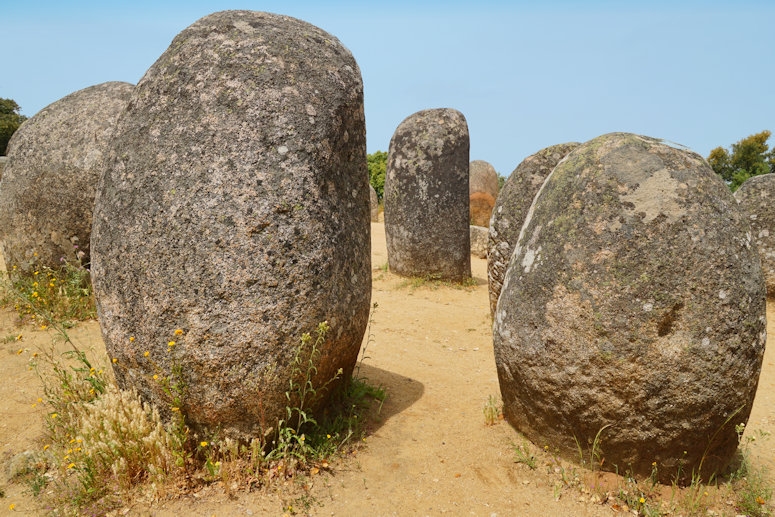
[487,142,579,316]
[384,108,470,281]
[494,132,766,483]
[0,82,133,271]
[469,159,499,198]
[735,174,775,297]
[91,11,371,441]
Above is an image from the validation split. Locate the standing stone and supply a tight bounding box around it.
[494,133,765,483]
[384,108,470,281]
[470,225,488,259]
[0,82,133,271]
[91,11,371,441]
[469,160,499,198]
[487,142,579,316]
[370,184,380,222]
[735,174,775,297]
[469,192,496,227]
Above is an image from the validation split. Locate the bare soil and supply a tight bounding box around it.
[1,222,774,516]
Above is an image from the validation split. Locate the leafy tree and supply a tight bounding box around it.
[368,150,387,201]
[708,130,774,191]
[0,98,27,155]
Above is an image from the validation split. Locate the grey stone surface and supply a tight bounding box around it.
[384,108,471,281]
[0,156,7,180]
[487,143,579,317]
[0,82,133,271]
[493,132,765,483]
[735,174,775,297]
[469,159,499,198]
[470,225,488,259]
[91,10,371,441]
[370,184,380,222]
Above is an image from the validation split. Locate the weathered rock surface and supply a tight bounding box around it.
[493,132,766,483]
[0,82,133,271]
[470,225,488,259]
[384,108,470,281]
[487,142,579,316]
[91,11,371,441]
[735,174,775,298]
[470,191,495,227]
[0,156,7,180]
[469,159,499,198]
[370,184,380,222]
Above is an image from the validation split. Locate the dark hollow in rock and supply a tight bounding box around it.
[487,142,579,317]
[0,82,134,271]
[91,11,371,441]
[735,174,775,298]
[493,132,766,484]
[384,108,471,281]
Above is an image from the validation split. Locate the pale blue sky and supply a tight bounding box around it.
[4,1,773,176]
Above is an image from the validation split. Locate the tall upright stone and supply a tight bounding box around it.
[735,174,775,297]
[487,143,579,316]
[0,82,134,271]
[494,133,765,483]
[384,108,470,281]
[91,11,371,441]
[468,160,499,228]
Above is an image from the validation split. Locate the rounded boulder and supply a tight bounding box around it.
[494,133,765,483]
[0,82,134,271]
[91,11,371,441]
[735,174,775,297]
[487,142,579,317]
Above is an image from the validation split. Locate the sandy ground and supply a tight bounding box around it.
[1,222,775,516]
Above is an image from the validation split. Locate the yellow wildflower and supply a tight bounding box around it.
[153,374,159,380]
[43,444,50,451]
[200,441,208,447]
[144,351,150,357]
[67,463,75,469]
[129,336,135,342]
[51,413,58,419]
[9,503,15,511]
[174,328,184,335]
[168,341,176,348]
[31,291,38,298]
[639,497,645,504]
[112,358,118,363]
[32,281,38,288]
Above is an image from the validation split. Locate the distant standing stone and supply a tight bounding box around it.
[384,108,471,281]
[469,160,499,198]
[469,225,488,259]
[0,82,133,271]
[487,142,579,317]
[494,133,765,483]
[91,11,371,441]
[735,174,775,297]
[370,184,380,222]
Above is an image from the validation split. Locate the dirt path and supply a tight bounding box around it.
[1,223,774,516]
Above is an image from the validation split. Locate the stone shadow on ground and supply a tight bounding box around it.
[352,363,424,435]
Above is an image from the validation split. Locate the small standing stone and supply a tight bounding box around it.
[370,184,380,222]
[735,174,775,297]
[384,108,471,281]
[0,82,134,271]
[487,142,579,316]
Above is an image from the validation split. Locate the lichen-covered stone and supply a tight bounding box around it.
[0,156,7,180]
[487,143,579,317]
[370,184,380,222]
[469,159,499,198]
[470,225,488,259]
[0,82,133,271]
[384,108,470,281]
[735,174,775,297]
[91,11,370,441]
[494,132,765,483]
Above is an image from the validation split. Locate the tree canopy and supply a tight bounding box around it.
[0,98,27,156]
[368,150,387,201]
[707,130,774,191]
